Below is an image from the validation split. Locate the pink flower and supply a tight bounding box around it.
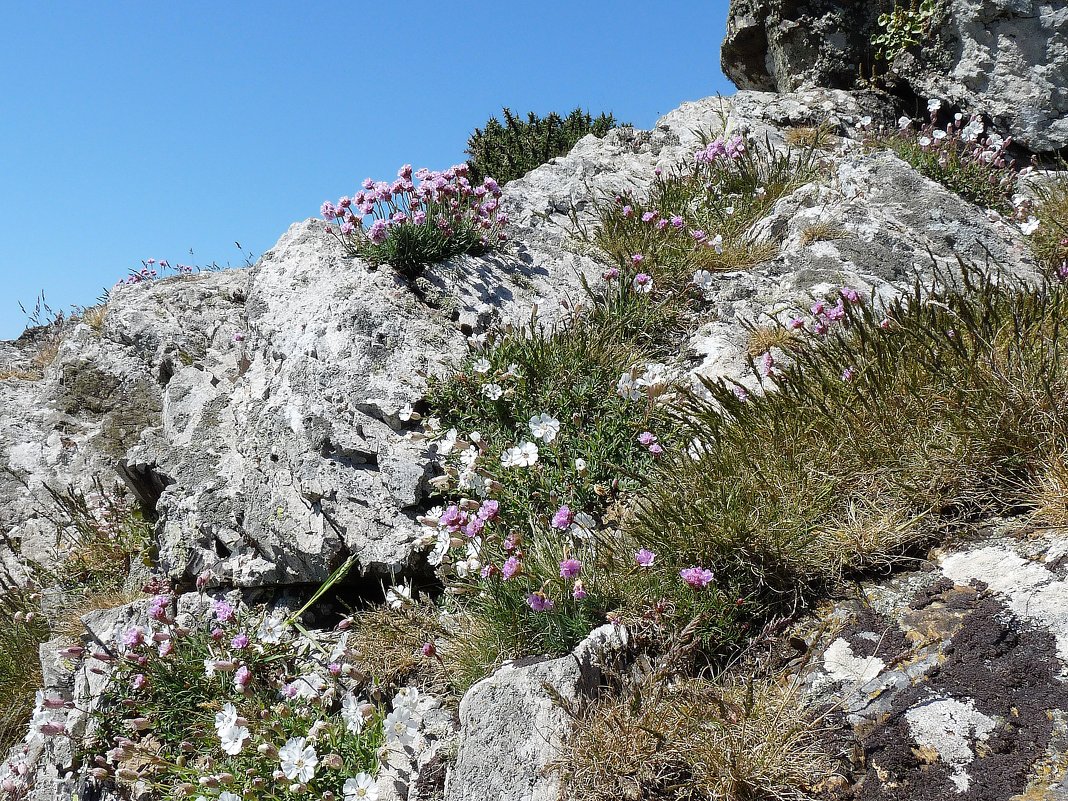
[551,506,574,530]
[526,592,555,612]
[670,215,685,228]
[462,517,485,538]
[641,211,658,223]
[478,500,500,521]
[131,674,147,691]
[211,599,235,624]
[559,559,582,580]
[635,548,656,567]
[234,665,252,689]
[440,505,463,531]
[638,431,657,447]
[788,317,805,330]
[680,567,714,588]
[840,287,860,304]
[572,581,588,600]
[631,254,644,265]
[760,351,775,376]
[231,633,250,650]
[501,556,521,580]
[842,367,856,381]
[368,219,390,244]
[602,267,620,281]
[633,273,653,293]
[121,628,144,648]
[649,442,664,457]
[422,642,437,658]
[622,205,634,217]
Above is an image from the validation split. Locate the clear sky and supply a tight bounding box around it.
[0,1,734,339]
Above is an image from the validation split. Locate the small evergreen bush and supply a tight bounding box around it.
[466,108,621,185]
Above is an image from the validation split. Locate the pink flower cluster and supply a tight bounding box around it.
[321,163,508,252]
[787,287,862,337]
[123,258,195,285]
[695,134,746,165]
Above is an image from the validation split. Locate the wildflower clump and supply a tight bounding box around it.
[867,101,1031,215]
[424,264,690,666]
[321,163,508,279]
[591,134,818,286]
[83,592,441,800]
[466,107,621,185]
[871,0,942,63]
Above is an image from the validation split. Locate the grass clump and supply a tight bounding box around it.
[466,107,621,185]
[322,163,508,280]
[557,673,831,801]
[1027,172,1068,278]
[0,584,50,753]
[623,271,1068,648]
[589,134,819,287]
[784,124,837,151]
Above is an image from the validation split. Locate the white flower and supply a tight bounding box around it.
[219,793,243,801]
[574,457,588,475]
[398,403,420,422]
[616,371,642,401]
[898,115,912,129]
[214,702,239,733]
[426,525,451,567]
[569,511,598,541]
[501,441,538,468]
[383,707,419,748]
[638,363,669,392]
[218,724,249,756]
[918,136,933,148]
[932,129,947,141]
[755,186,767,197]
[257,613,286,644]
[203,658,216,678]
[502,362,521,379]
[341,694,366,735]
[436,427,459,455]
[343,774,379,801]
[709,233,724,254]
[386,584,413,609]
[481,383,503,401]
[927,98,942,112]
[291,673,327,700]
[473,358,491,374]
[962,118,984,141]
[392,686,430,719]
[279,736,318,782]
[859,115,873,128]
[528,413,561,443]
[1020,217,1040,235]
[692,269,715,297]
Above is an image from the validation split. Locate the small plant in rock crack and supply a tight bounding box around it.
[122,258,196,285]
[871,0,942,63]
[589,133,819,289]
[423,272,689,666]
[81,591,441,801]
[321,163,509,279]
[865,101,1033,216]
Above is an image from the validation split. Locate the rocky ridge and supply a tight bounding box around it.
[0,73,1064,801]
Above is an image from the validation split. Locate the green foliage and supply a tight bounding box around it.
[0,584,50,752]
[466,107,621,185]
[626,271,1068,652]
[1029,172,1068,275]
[426,277,692,665]
[871,0,941,62]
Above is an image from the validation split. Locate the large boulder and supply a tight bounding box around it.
[721,0,1068,153]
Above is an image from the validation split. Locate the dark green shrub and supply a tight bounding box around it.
[466,108,621,185]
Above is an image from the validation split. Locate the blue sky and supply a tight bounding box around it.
[0,1,733,339]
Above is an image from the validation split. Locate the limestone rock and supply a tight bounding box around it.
[721,0,1068,152]
[446,625,628,801]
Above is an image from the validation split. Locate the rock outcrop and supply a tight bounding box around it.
[721,0,1068,153]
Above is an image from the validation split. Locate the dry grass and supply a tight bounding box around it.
[0,368,41,381]
[746,325,802,358]
[557,674,833,801]
[53,588,139,640]
[1028,450,1068,528]
[784,124,837,151]
[798,221,848,247]
[82,304,108,333]
[347,602,450,694]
